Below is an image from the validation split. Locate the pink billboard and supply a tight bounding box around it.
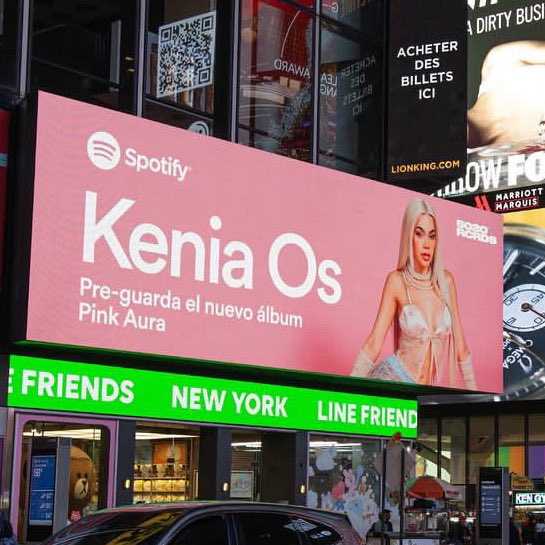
[27,92,503,392]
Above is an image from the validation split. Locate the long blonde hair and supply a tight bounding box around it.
[394,199,452,351]
[397,199,450,299]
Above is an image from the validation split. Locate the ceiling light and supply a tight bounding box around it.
[231,441,262,448]
[135,432,198,440]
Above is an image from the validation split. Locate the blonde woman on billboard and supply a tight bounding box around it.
[351,199,476,389]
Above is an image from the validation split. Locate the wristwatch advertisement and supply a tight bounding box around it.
[503,222,545,399]
[423,212,545,404]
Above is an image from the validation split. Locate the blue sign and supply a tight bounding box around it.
[29,455,56,526]
[480,482,501,526]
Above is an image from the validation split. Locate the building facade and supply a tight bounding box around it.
[0,2,420,543]
[0,1,507,544]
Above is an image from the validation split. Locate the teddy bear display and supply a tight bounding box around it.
[67,446,95,522]
[18,443,97,535]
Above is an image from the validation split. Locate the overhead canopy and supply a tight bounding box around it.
[406,476,462,501]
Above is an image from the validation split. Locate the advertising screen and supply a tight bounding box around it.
[502,208,545,398]
[478,467,509,541]
[28,455,56,526]
[436,0,545,211]
[8,355,419,438]
[480,480,501,526]
[25,92,503,392]
[386,0,467,185]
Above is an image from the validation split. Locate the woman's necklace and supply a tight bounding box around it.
[403,264,434,290]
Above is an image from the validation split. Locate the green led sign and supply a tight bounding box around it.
[514,493,545,506]
[8,355,418,438]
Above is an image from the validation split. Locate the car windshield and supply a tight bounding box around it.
[42,509,187,545]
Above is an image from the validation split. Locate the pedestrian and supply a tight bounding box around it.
[522,513,537,545]
[510,517,522,545]
[448,515,471,545]
[535,517,545,545]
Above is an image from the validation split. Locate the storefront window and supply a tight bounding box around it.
[529,414,545,482]
[133,423,199,503]
[30,0,136,111]
[319,20,381,176]
[231,431,262,501]
[18,421,109,539]
[416,417,438,478]
[238,0,312,161]
[146,0,216,127]
[440,417,465,485]
[499,414,525,477]
[468,416,495,485]
[0,0,20,91]
[307,435,381,538]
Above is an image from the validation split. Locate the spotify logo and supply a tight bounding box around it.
[87,131,121,170]
[86,130,191,182]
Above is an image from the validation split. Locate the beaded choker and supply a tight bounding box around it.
[403,264,433,290]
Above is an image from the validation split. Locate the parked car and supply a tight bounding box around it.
[39,501,364,545]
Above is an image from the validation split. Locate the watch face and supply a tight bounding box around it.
[503,224,545,400]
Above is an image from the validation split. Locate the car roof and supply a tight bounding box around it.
[98,501,350,523]
[46,502,359,545]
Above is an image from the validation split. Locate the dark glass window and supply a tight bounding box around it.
[30,0,136,112]
[238,0,312,162]
[529,414,545,481]
[468,415,495,485]
[237,0,385,174]
[321,0,364,31]
[0,0,20,90]
[498,414,525,477]
[145,93,214,134]
[236,512,301,545]
[146,0,216,127]
[231,431,261,502]
[170,516,228,545]
[416,417,438,478]
[321,0,383,34]
[441,417,466,485]
[318,20,381,176]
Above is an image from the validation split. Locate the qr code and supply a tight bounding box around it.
[157,11,216,98]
